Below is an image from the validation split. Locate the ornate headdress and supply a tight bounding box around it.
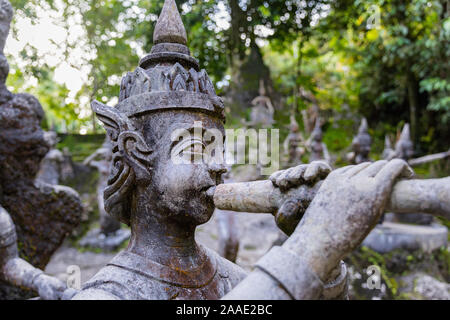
[94,0,224,121]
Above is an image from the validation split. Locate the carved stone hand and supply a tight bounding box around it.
[34,273,67,300]
[269,161,331,235]
[283,159,413,281]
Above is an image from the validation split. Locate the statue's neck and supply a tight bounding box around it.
[127,208,204,270]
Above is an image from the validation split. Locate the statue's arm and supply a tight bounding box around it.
[222,246,323,300]
[225,160,412,300]
[0,206,69,299]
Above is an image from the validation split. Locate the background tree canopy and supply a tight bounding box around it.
[4,0,449,155]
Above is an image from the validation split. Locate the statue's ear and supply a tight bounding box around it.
[91,100,153,177]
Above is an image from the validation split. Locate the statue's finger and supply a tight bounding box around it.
[285,165,307,184]
[358,160,387,177]
[269,170,283,185]
[374,159,414,193]
[276,170,292,189]
[304,161,331,181]
[275,199,302,236]
[344,162,371,178]
[332,164,355,176]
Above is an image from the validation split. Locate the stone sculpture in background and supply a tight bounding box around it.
[0,0,81,299]
[283,114,305,166]
[348,118,371,164]
[247,79,275,127]
[392,123,415,161]
[79,138,130,251]
[36,131,64,185]
[306,118,330,164]
[0,202,76,300]
[382,135,395,160]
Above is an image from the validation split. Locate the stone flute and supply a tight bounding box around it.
[213,173,450,229]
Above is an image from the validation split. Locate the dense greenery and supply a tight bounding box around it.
[5,0,449,155]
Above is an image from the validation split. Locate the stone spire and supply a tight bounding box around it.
[398,123,411,143]
[395,123,414,160]
[385,135,392,149]
[311,117,323,141]
[358,117,368,134]
[153,0,187,45]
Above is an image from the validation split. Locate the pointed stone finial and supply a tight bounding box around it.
[311,117,322,141]
[153,0,187,45]
[399,123,411,142]
[358,117,368,134]
[384,135,392,149]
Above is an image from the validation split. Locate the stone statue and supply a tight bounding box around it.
[36,131,64,185]
[0,0,82,299]
[392,123,414,161]
[349,118,371,164]
[0,201,76,300]
[73,0,417,300]
[79,138,130,251]
[307,118,330,164]
[283,115,305,165]
[247,79,274,127]
[382,135,395,160]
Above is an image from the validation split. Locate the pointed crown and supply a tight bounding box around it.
[113,0,224,120]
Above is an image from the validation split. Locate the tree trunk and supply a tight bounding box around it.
[406,72,419,146]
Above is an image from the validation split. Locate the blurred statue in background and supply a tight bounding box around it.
[307,118,330,164]
[348,118,371,164]
[0,0,81,299]
[283,115,305,166]
[79,137,130,251]
[247,79,274,127]
[382,135,395,160]
[392,124,415,161]
[36,131,64,185]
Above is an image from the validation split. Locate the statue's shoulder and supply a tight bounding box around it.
[201,245,248,285]
[72,263,142,300]
[73,251,181,300]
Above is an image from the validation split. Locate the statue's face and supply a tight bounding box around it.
[141,110,226,225]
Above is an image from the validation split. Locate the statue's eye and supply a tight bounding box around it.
[181,139,204,155]
[171,137,205,163]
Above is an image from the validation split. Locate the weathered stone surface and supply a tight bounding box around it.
[362,222,448,253]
